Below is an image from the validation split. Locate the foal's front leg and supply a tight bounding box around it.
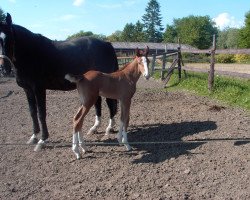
[117,100,132,151]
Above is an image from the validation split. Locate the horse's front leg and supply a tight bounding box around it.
[33,88,49,151]
[24,88,40,144]
[87,96,102,135]
[105,98,117,136]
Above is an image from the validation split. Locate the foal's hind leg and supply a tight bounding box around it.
[72,105,90,159]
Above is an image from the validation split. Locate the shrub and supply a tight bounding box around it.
[215,54,235,63]
[234,54,250,64]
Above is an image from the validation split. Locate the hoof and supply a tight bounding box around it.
[76,154,81,160]
[87,129,97,135]
[27,137,38,145]
[125,145,132,151]
[101,134,110,141]
[34,140,47,152]
[105,128,114,135]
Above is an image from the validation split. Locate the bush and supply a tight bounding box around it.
[234,54,250,64]
[215,54,235,63]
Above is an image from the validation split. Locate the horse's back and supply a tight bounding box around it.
[56,37,118,74]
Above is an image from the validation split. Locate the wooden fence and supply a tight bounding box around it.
[117,37,250,91]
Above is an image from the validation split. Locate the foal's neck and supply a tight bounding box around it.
[123,59,141,83]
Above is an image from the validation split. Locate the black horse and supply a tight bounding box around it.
[0,13,118,151]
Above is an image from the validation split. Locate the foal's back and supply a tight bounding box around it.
[79,70,135,100]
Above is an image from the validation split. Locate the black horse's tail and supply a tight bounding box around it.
[65,74,82,83]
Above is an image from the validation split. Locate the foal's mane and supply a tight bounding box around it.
[117,60,134,71]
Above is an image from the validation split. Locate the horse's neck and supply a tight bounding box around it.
[123,59,141,82]
[14,25,52,52]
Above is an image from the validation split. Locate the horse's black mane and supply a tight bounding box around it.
[13,24,55,48]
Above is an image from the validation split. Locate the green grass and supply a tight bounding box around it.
[154,71,250,110]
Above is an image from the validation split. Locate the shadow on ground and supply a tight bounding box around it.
[128,121,217,164]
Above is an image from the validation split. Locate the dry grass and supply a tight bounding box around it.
[184,63,250,74]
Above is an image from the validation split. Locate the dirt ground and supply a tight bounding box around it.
[0,77,249,200]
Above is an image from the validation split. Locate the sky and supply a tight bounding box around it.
[1,0,249,40]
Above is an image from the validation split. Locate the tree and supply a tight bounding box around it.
[217,28,240,49]
[238,11,250,48]
[142,0,163,42]
[121,21,146,42]
[67,30,106,40]
[0,8,5,23]
[163,25,177,43]
[166,15,218,49]
[106,31,123,42]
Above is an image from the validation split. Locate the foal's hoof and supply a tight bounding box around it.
[27,137,38,145]
[34,140,47,152]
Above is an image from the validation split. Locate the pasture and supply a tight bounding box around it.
[0,77,249,199]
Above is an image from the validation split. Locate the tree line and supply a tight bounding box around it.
[1,0,250,49]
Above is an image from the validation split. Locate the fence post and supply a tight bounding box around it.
[151,54,156,75]
[208,34,216,91]
[177,47,182,80]
[161,53,167,80]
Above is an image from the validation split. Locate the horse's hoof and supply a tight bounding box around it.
[87,129,97,135]
[126,145,132,151]
[105,128,114,135]
[34,140,47,152]
[27,137,38,145]
[101,134,110,141]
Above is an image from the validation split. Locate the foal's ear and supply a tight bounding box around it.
[6,13,12,26]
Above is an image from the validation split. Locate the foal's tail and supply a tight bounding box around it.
[65,74,83,83]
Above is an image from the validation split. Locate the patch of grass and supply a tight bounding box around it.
[154,71,250,110]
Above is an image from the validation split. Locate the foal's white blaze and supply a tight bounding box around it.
[142,56,149,79]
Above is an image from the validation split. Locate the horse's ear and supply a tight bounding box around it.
[135,48,139,57]
[145,46,149,56]
[6,13,12,26]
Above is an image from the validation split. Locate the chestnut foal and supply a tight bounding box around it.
[65,47,150,159]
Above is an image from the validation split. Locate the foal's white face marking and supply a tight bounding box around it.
[141,56,149,79]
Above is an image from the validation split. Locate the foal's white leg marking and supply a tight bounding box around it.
[72,132,81,159]
[34,139,48,152]
[87,115,101,135]
[117,121,124,144]
[77,132,87,153]
[122,131,132,151]
[105,118,115,135]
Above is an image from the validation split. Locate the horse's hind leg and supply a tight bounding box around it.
[105,98,117,136]
[72,105,90,159]
[87,96,102,135]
